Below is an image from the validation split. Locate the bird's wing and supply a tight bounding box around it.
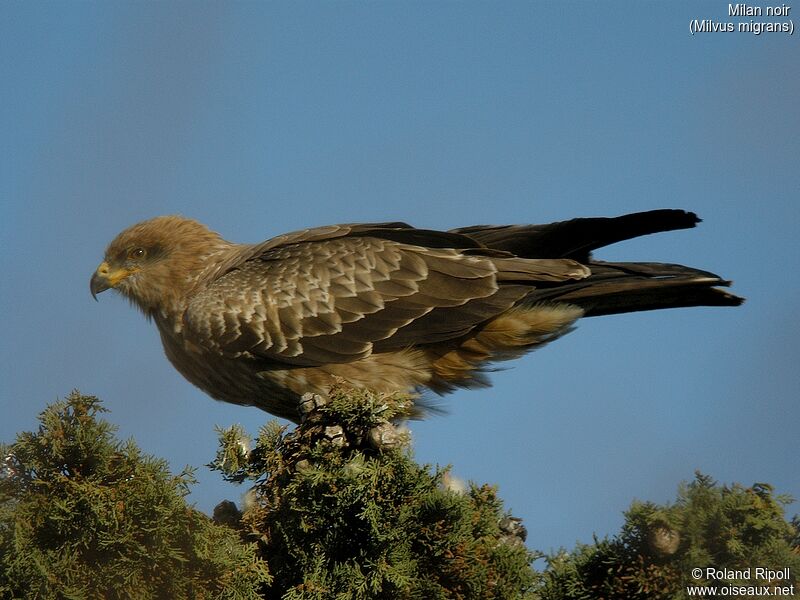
[183,229,589,366]
[451,209,701,261]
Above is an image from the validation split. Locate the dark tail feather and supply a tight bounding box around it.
[525,261,744,317]
[453,209,700,261]
[455,209,742,315]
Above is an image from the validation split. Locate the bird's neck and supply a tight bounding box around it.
[130,240,241,325]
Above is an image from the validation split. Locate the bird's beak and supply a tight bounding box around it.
[90,262,131,301]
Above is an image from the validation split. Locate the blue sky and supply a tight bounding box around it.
[2,2,798,555]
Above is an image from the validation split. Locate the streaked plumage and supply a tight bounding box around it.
[90,209,742,421]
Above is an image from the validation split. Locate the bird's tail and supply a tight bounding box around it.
[522,261,743,317]
[453,209,703,262]
[457,209,744,316]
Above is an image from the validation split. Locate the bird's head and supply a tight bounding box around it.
[90,216,229,317]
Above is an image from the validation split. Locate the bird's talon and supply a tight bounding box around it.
[367,421,403,450]
[299,393,327,421]
[323,425,347,447]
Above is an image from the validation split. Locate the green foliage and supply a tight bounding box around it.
[0,391,270,599]
[538,471,800,600]
[4,389,798,600]
[211,386,538,599]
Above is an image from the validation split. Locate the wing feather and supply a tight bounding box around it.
[184,230,589,365]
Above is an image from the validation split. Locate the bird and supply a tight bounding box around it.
[90,209,742,422]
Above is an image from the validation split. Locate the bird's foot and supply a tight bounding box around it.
[367,421,406,450]
[299,392,327,423]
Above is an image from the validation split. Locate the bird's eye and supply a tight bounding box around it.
[129,247,146,260]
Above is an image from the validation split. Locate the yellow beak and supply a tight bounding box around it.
[90,262,133,300]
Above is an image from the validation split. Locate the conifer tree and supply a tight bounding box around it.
[3,390,798,600]
[538,472,800,600]
[210,386,538,599]
[0,392,270,599]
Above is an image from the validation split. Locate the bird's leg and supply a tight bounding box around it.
[298,392,328,423]
[367,421,405,450]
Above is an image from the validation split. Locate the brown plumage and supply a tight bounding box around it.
[90,209,742,421]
